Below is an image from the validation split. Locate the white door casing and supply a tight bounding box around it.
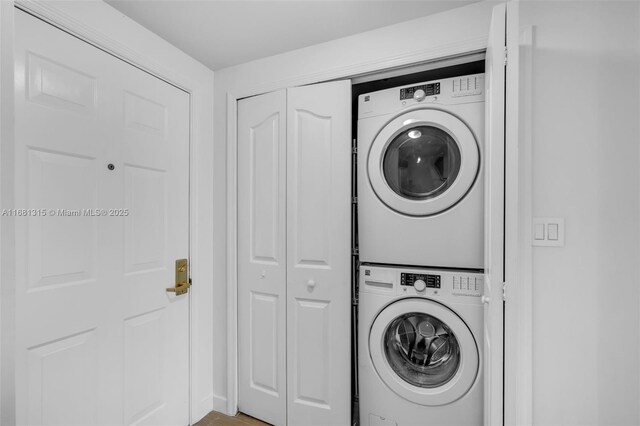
[484,3,507,426]
[14,10,190,425]
[286,81,351,426]
[237,90,288,426]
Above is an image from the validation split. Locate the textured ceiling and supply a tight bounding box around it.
[106,1,479,70]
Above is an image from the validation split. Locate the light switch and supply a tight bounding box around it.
[532,217,565,247]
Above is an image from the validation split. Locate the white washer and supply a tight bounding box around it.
[358,264,483,426]
[357,74,485,269]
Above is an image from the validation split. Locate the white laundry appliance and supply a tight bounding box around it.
[358,264,483,426]
[357,74,485,269]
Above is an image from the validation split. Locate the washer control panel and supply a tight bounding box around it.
[400,272,441,289]
[360,264,484,302]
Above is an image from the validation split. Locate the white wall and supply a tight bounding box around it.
[520,1,640,424]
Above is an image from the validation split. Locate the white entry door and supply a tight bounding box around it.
[237,81,351,426]
[14,10,190,425]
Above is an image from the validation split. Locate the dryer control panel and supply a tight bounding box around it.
[400,272,441,288]
[358,73,485,119]
[399,83,440,100]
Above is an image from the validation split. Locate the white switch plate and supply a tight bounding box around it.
[532,217,565,247]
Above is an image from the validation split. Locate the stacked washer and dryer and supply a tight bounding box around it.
[357,73,486,426]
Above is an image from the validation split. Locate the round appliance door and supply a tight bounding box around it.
[369,298,479,406]
[367,109,480,216]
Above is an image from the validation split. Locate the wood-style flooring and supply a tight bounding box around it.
[195,411,270,426]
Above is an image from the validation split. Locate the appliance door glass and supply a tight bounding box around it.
[366,109,480,217]
[384,312,460,388]
[368,298,479,406]
[383,126,461,201]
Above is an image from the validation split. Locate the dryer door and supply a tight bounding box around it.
[369,298,479,406]
[367,109,479,216]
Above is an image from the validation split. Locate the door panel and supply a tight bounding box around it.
[123,165,166,273]
[238,90,287,426]
[26,329,98,425]
[286,81,351,426]
[484,3,506,426]
[289,110,332,267]
[27,149,97,289]
[26,51,98,115]
[250,112,282,264]
[291,298,331,408]
[123,309,165,425]
[249,292,279,394]
[14,10,190,425]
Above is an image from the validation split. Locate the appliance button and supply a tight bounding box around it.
[413,279,427,292]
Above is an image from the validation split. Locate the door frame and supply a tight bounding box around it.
[225,1,532,424]
[0,1,215,423]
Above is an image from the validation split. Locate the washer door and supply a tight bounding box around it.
[367,109,479,216]
[369,298,479,406]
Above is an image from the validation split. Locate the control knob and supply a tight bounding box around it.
[413,279,427,292]
[413,89,426,102]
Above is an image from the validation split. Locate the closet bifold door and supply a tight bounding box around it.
[286,81,351,426]
[238,90,288,426]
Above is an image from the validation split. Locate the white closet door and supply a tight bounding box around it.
[484,3,506,426]
[238,90,288,426]
[286,81,351,426]
[14,10,190,425]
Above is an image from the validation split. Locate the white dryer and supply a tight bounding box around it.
[358,264,483,426]
[357,74,485,269]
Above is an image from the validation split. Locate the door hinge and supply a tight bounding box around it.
[352,146,358,155]
[504,46,508,66]
[502,282,507,301]
[352,196,358,204]
[352,297,359,306]
[352,247,359,256]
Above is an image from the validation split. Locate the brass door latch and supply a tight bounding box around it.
[166,258,190,295]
